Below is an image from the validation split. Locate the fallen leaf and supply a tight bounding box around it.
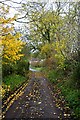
[38,102,41,104]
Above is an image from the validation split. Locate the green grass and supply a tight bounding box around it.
[57,80,80,118]
[3,74,26,91]
[34,67,42,71]
[47,69,80,119]
[30,65,43,71]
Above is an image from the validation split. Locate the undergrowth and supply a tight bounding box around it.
[47,69,80,119]
[2,74,26,98]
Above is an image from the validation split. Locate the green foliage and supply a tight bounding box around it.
[2,59,29,78]
[58,80,80,118]
[48,70,58,83]
[1,2,79,118]
[72,62,80,87]
[3,74,26,91]
[16,58,29,76]
[47,68,80,118]
[55,60,72,77]
[2,63,14,77]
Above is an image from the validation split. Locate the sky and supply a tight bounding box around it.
[1,0,79,28]
[2,0,79,18]
[8,0,79,2]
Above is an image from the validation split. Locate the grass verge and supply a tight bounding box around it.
[47,69,80,119]
[2,74,27,99]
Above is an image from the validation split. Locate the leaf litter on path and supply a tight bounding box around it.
[4,72,72,119]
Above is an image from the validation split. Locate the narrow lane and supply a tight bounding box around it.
[4,72,71,119]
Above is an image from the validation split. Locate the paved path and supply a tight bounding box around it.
[4,72,71,119]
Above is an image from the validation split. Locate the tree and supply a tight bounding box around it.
[0,5,25,64]
[29,8,67,67]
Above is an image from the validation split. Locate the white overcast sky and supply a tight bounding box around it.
[2,0,79,28]
[6,0,78,16]
[5,0,79,16]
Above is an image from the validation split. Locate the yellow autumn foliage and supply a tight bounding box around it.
[41,43,53,58]
[41,43,51,54]
[53,40,66,67]
[0,5,25,64]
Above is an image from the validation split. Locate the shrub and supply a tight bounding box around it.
[48,70,58,83]
[2,64,14,77]
[16,59,29,76]
[63,60,72,76]
[57,80,80,119]
[72,62,80,87]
